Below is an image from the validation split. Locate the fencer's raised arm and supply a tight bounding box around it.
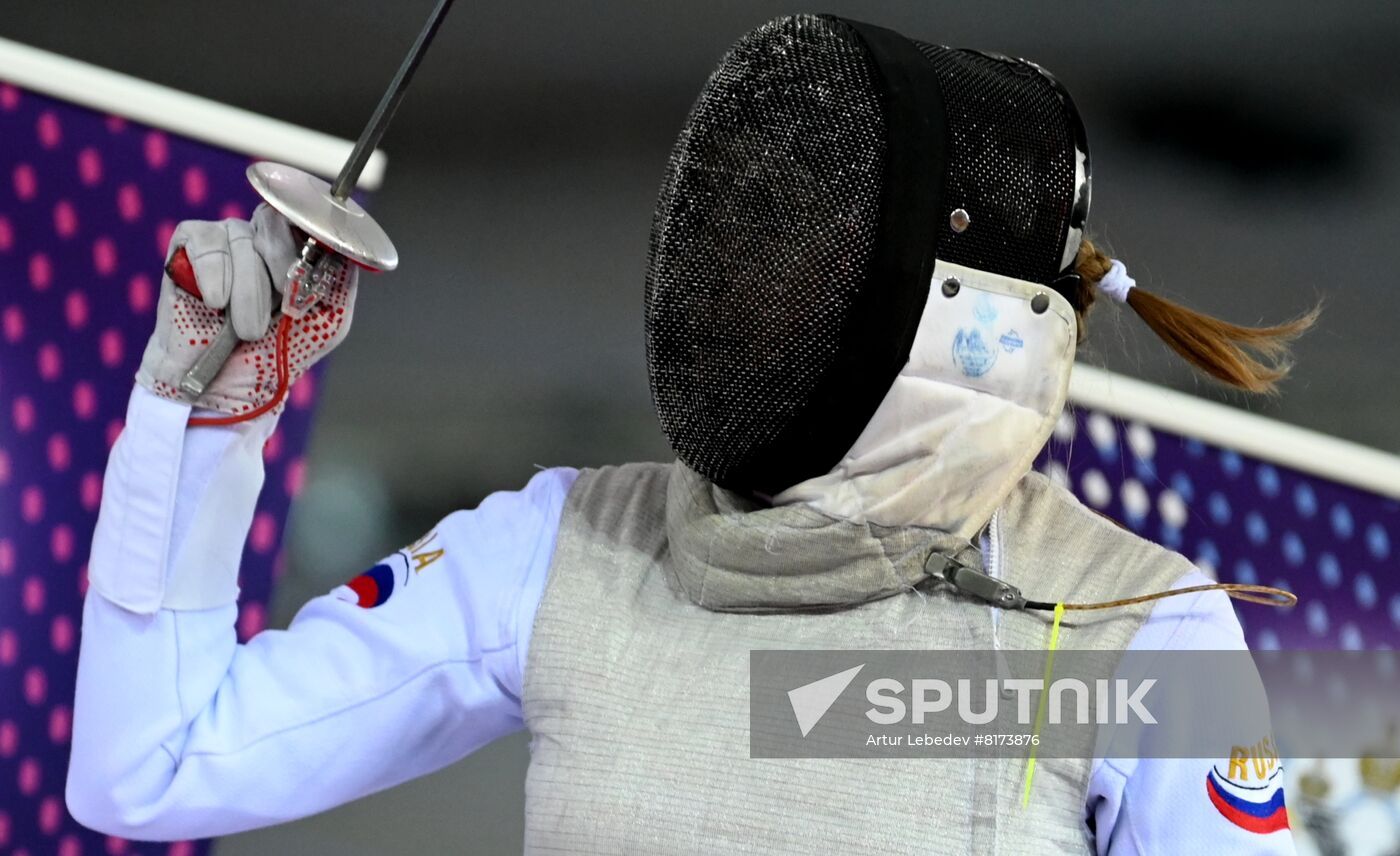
[64,213,569,839]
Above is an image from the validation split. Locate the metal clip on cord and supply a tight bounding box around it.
[925,554,1027,610]
[924,552,1298,613]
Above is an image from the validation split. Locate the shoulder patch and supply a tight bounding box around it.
[336,560,405,609]
[333,529,446,609]
[1206,749,1289,834]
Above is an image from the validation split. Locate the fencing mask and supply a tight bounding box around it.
[644,14,1091,498]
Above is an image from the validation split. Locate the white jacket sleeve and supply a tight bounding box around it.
[67,386,576,840]
[1087,571,1296,855]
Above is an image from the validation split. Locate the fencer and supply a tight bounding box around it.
[67,14,1314,854]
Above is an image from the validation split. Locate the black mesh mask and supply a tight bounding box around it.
[644,14,1091,497]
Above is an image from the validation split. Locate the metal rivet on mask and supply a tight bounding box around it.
[949,208,970,233]
[1031,293,1049,314]
[941,277,961,298]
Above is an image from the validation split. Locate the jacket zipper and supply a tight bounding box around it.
[981,510,1016,693]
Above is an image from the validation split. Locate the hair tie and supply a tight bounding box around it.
[1097,259,1135,304]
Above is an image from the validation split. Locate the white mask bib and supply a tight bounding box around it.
[775,260,1077,539]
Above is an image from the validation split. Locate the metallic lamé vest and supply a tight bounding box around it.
[521,461,1192,854]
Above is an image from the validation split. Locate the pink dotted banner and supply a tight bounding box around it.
[1,80,336,854]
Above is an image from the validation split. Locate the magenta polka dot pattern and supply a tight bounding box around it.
[1,80,342,852]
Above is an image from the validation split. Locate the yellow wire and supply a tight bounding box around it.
[1022,602,1065,809]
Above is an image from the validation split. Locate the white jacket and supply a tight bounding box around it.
[66,385,1294,854]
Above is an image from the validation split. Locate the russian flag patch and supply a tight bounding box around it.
[1205,767,1289,834]
[336,562,397,609]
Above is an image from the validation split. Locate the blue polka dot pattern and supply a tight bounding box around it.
[1209,492,1232,525]
[1256,464,1281,497]
[1354,573,1377,609]
[1331,503,1354,540]
[1294,483,1317,518]
[1195,539,1220,570]
[1245,512,1270,545]
[1281,532,1305,567]
[1366,523,1390,561]
[1038,405,1400,652]
[1339,623,1364,650]
[1306,601,1330,636]
[1171,471,1195,503]
[1318,553,1342,589]
[1221,449,1244,478]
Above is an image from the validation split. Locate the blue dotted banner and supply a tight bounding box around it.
[1036,408,1398,650]
[1037,406,1400,853]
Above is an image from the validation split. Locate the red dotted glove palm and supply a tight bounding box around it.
[136,203,357,419]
